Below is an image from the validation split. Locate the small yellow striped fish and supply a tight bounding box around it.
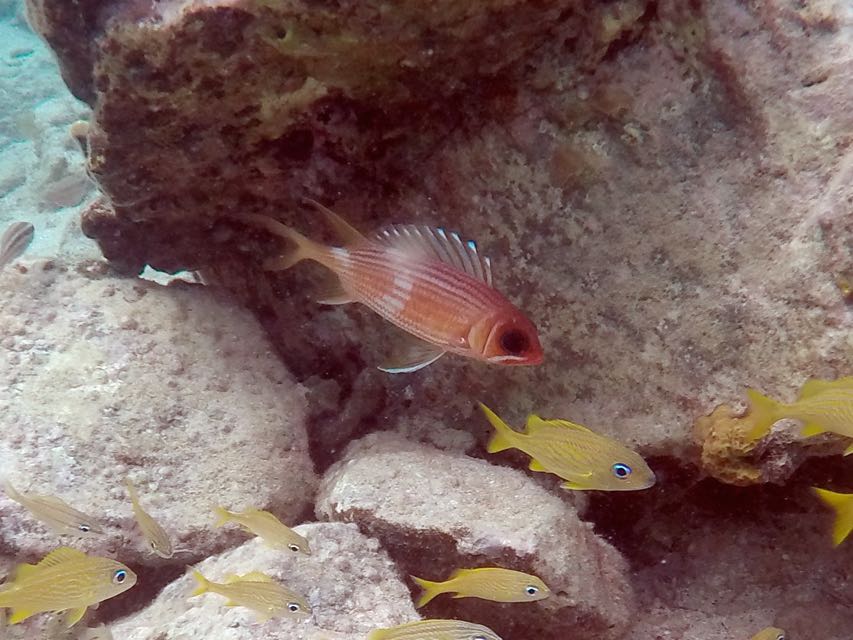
[812,487,853,546]
[0,221,34,271]
[746,376,853,451]
[126,479,173,558]
[214,506,310,555]
[1,480,104,537]
[750,627,786,640]
[0,547,136,627]
[367,619,503,640]
[411,567,550,607]
[190,570,311,621]
[479,403,656,491]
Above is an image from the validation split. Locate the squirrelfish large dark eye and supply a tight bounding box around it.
[612,463,632,479]
[499,329,529,355]
[113,569,128,584]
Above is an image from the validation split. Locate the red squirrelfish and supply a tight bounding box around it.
[235,200,543,373]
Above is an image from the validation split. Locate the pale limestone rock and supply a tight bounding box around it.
[0,261,316,567]
[315,433,635,640]
[109,522,417,640]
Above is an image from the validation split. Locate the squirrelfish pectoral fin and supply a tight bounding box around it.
[64,606,88,628]
[372,225,493,286]
[801,422,826,437]
[303,198,366,245]
[315,274,354,305]
[379,337,445,374]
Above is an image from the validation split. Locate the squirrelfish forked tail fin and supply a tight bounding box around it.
[410,575,445,608]
[232,213,324,271]
[212,506,233,528]
[479,402,516,453]
[190,570,212,597]
[745,389,782,440]
[812,487,853,547]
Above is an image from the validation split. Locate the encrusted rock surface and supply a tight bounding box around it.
[315,433,636,640]
[0,260,316,568]
[108,522,418,640]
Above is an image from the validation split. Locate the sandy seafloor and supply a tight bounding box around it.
[0,1,851,640]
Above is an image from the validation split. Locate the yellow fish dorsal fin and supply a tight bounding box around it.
[238,571,275,583]
[526,414,591,433]
[37,547,88,569]
[799,376,853,399]
[12,562,39,580]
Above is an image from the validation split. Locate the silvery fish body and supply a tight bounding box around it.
[1,480,104,537]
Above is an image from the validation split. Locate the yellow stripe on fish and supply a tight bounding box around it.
[213,506,310,555]
[410,567,550,607]
[1,479,104,537]
[745,376,853,449]
[190,570,310,621]
[479,403,656,491]
[367,619,503,640]
[126,479,173,558]
[0,547,135,627]
[750,627,786,640]
[233,200,543,373]
[812,487,853,546]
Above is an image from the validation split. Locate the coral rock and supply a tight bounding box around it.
[315,433,635,640]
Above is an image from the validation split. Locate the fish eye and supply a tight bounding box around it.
[79,524,91,532]
[288,544,301,553]
[525,585,539,596]
[776,635,785,640]
[471,636,488,640]
[499,329,529,355]
[113,569,128,584]
[612,463,632,479]
[287,602,302,613]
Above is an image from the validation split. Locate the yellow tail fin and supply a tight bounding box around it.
[410,575,445,608]
[745,389,782,440]
[812,487,853,546]
[190,570,211,596]
[479,403,516,454]
[233,213,324,271]
[212,506,232,528]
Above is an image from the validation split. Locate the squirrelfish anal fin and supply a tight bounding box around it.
[314,273,353,305]
[379,335,446,374]
[372,224,493,286]
[0,221,35,270]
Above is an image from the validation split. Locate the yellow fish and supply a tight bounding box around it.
[1,480,104,537]
[214,506,310,555]
[746,376,853,451]
[410,567,550,607]
[368,619,503,640]
[0,547,136,626]
[750,628,786,640]
[812,487,853,546]
[190,570,311,621]
[479,403,656,491]
[126,479,173,558]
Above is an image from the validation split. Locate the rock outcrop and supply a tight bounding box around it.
[0,260,317,568]
[315,433,636,640]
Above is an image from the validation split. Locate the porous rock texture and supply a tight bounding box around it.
[0,260,316,571]
[108,522,418,640]
[24,0,852,483]
[315,433,635,640]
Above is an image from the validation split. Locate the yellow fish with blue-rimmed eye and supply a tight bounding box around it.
[411,567,550,607]
[0,547,136,627]
[368,619,504,640]
[746,376,853,451]
[190,570,311,621]
[750,627,786,640]
[479,403,656,491]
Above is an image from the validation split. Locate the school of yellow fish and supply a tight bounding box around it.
[1,203,849,639]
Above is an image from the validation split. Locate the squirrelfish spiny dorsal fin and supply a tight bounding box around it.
[525,414,592,434]
[303,198,366,245]
[372,225,493,286]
